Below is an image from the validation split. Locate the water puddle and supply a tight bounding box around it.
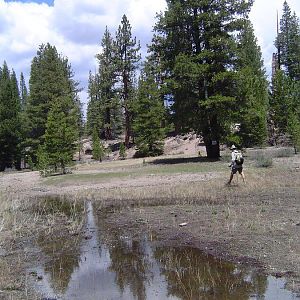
[29,201,298,300]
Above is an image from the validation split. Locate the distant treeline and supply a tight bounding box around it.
[0,0,299,173]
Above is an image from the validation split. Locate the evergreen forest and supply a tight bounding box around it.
[1,0,300,173]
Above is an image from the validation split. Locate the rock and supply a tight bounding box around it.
[179,222,188,227]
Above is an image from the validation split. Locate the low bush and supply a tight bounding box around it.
[255,153,273,168]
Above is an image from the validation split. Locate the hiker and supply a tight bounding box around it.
[227,144,245,185]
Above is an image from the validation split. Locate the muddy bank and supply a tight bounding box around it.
[88,157,300,295]
[97,182,300,295]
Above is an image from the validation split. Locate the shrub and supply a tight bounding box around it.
[255,153,273,168]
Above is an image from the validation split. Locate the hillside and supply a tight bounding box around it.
[78,133,207,162]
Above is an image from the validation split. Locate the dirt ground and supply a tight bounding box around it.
[0,143,300,299]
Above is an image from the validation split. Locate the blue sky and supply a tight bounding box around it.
[5,0,53,5]
[1,0,300,113]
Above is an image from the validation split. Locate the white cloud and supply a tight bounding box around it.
[0,0,166,108]
[0,1,53,67]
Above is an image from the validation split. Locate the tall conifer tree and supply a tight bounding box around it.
[153,0,253,158]
[0,62,22,170]
[19,72,28,110]
[96,27,122,139]
[27,43,81,162]
[115,15,141,148]
[276,1,300,80]
[235,20,269,147]
[42,96,79,174]
[272,1,300,148]
[133,61,166,157]
[86,71,102,135]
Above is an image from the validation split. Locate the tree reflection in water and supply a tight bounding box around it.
[38,236,81,294]
[33,202,294,300]
[153,247,267,300]
[97,210,269,300]
[36,197,83,294]
[107,234,152,300]
[96,208,154,300]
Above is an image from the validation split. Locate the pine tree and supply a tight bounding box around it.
[92,126,105,162]
[86,71,102,135]
[235,20,269,147]
[10,69,22,168]
[133,60,166,157]
[96,27,121,140]
[41,96,78,174]
[270,69,300,149]
[115,15,141,148]
[18,72,30,167]
[0,62,22,170]
[288,112,300,153]
[153,0,253,158]
[272,2,300,146]
[26,43,82,162]
[270,70,291,136]
[87,28,123,139]
[19,72,28,110]
[276,1,300,80]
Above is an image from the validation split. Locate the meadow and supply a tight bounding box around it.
[0,146,299,298]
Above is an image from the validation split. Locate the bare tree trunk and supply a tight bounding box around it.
[61,160,66,174]
[203,136,220,159]
[124,108,130,148]
[123,67,131,148]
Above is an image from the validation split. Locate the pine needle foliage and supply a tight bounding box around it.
[133,71,166,157]
[234,20,269,147]
[0,62,22,170]
[26,43,82,163]
[271,2,300,148]
[152,0,254,158]
[92,126,105,162]
[41,96,78,175]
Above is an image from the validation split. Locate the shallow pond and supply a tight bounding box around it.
[29,202,298,300]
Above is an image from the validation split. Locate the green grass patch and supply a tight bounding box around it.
[44,171,130,185]
[44,159,225,186]
[144,161,223,174]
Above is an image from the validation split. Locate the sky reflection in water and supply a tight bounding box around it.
[31,201,297,300]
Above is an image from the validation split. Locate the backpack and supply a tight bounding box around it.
[235,152,244,165]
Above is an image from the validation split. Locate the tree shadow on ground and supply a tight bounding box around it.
[150,156,219,165]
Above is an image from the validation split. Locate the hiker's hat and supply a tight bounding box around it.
[230,144,236,150]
